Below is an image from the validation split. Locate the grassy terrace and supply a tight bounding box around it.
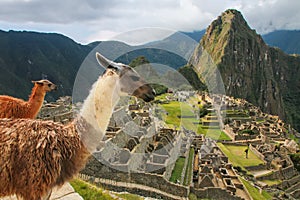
[184,148,194,186]
[217,143,265,171]
[170,148,195,185]
[169,157,186,183]
[70,178,115,200]
[71,178,144,200]
[204,128,231,141]
[160,100,231,140]
[222,110,251,120]
[240,178,272,200]
[260,179,282,186]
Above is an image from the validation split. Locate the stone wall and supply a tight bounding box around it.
[163,160,176,181]
[280,175,300,189]
[256,166,297,181]
[109,130,129,148]
[130,173,189,197]
[224,126,235,140]
[79,172,244,200]
[244,164,267,172]
[162,132,183,179]
[249,145,265,161]
[190,187,243,200]
[128,135,153,172]
[234,134,257,141]
[281,165,297,179]
[79,170,189,198]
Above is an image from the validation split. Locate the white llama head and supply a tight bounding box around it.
[96,52,155,102]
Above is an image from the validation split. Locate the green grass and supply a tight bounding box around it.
[223,110,250,119]
[188,193,198,200]
[71,179,144,200]
[240,178,272,200]
[205,129,232,141]
[160,100,232,141]
[217,143,265,170]
[160,101,199,131]
[170,157,186,183]
[155,93,169,101]
[115,193,144,200]
[289,134,300,144]
[260,179,282,186]
[256,118,265,123]
[184,148,194,186]
[70,178,115,200]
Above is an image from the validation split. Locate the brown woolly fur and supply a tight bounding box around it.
[0,52,155,200]
[0,79,56,119]
[0,118,90,200]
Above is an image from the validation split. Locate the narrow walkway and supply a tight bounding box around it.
[88,177,188,200]
[250,169,273,178]
[1,183,83,200]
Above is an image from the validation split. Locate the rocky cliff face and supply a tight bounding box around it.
[189,9,300,131]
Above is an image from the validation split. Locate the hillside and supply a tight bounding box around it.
[1,17,300,131]
[182,29,300,55]
[0,30,92,101]
[0,30,195,101]
[189,9,300,131]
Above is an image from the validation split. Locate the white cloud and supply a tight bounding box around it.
[0,0,299,43]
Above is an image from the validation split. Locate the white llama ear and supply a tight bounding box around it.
[96,52,121,71]
[32,80,43,85]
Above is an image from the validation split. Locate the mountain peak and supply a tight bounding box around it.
[190,9,300,131]
[200,9,261,64]
[212,9,249,31]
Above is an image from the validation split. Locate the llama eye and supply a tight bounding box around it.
[130,76,140,82]
[48,84,52,87]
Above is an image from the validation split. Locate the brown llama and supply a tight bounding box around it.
[0,52,155,200]
[0,79,57,119]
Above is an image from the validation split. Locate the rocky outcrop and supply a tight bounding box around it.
[189,9,300,131]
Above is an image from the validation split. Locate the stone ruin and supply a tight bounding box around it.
[192,138,249,199]
[93,106,188,178]
[37,96,76,124]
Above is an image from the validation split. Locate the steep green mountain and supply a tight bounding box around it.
[189,9,300,131]
[182,29,300,55]
[0,30,91,101]
[2,23,300,131]
[178,65,207,91]
[263,30,300,54]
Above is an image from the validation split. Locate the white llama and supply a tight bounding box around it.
[0,52,155,200]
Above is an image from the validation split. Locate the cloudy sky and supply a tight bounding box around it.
[0,0,299,44]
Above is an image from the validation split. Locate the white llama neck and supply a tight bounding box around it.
[79,73,120,152]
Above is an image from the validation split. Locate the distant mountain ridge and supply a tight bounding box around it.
[0,30,91,101]
[0,30,193,101]
[1,13,300,130]
[262,30,300,54]
[189,9,300,131]
[181,30,206,42]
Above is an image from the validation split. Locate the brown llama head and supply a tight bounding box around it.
[32,79,57,92]
[96,52,155,102]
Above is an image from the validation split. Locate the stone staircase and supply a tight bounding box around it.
[286,182,300,199]
[283,174,300,199]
